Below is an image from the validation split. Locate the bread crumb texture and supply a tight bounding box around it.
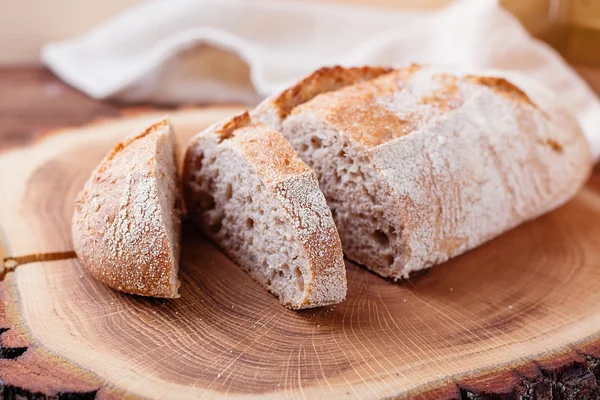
[183,116,346,309]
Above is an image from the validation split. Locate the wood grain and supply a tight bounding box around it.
[2,105,600,399]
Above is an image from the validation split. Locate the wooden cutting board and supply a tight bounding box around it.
[2,106,600,399]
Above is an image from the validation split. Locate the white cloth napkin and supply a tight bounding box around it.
[42,0,600,160]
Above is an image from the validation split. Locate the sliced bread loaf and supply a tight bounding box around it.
[253,65,592,279]
[182,112,346,309]
[72,118,181,297]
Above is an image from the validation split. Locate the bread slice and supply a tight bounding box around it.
[253,65,593,279]
[182,112,346,309]
[72,118,181,298]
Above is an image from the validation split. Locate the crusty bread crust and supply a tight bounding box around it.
[253,66,394,131]
[273,66,393,119]
[183,112,347,309]
[72,118,181,298]
[253,65,593,278]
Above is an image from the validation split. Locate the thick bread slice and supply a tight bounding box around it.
[72,118,181,298]
[182,112,346,309]
[253,65,593,279]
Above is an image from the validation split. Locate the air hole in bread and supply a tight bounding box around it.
[384,254,394,266]
[279,263,290,277]
[369,211,384,225]
[337,149,346,158]
[246,217,254,229]
[363,186,376,203]
[387,225,400,241]
[225,183,233,200]
[310,136,322,149]
[300,143,309,152]
[197,191,216,211]
[547,138,564,153]
[372,230,390,247]
[333,171,341,184]
[192,154,204,170]
[293,267,304,292]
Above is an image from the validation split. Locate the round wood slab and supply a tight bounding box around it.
[2,107,600,399]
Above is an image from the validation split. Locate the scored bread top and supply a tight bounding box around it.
[72,118,180,298]
[252,66,394,131]
[273,66,392,119]
[284,65,556,148]
[254,64,581,149]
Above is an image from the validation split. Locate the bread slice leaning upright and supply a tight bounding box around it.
[182,112,346,309]
[253,65,592,280]
[72,118,181,298]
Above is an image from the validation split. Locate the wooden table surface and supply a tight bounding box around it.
[1,66,600,399]
[0,67,180,149]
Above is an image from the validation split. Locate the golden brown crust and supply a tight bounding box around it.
[187,112,313,184]
[283,66,550,150]
[464,75,536,108]
[420,74,462,110]
[273,66,394,119]
[216,112,252,143]
[72,118,180,298]
[98,118,169,173]
[274,174,346,308]
[291,67,465,147]
[231,122,311,184]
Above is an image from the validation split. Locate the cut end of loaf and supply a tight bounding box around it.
[183,115,346,309]
[279,115,409,279]
[72,118,181,298]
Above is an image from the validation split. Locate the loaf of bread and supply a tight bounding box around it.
[253,65,592,279]
[182,112,346,309]
[72,118,181,297]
